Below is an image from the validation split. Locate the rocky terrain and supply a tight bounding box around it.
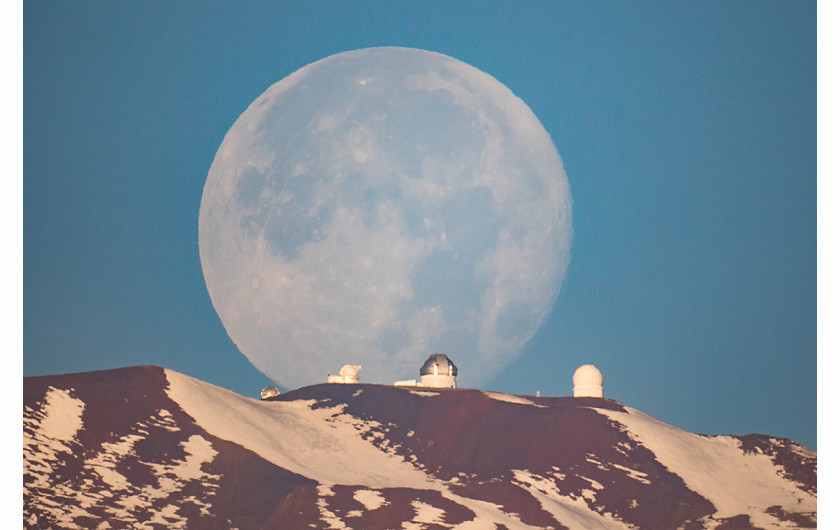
[23,366,816,529]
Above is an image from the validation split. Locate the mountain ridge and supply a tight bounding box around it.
[23,365,816,529]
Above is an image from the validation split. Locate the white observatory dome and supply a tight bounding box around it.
[339,364,362,378]
[327,364,361,384]
[573,364,603,398]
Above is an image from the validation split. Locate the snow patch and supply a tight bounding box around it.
[585,454,610,471]
[581,476,604,491]
[317,485,348,529]
[353,489,388,511]
[36,387,85,444]
[408,390,440,397]
[178,435,219,481]
[482,391,546,407]
[403,500,446,528]
[611,463,650,485]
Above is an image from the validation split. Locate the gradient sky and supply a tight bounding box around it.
[24,2,816,450]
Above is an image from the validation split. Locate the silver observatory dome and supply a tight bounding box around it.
[420,354,458,377]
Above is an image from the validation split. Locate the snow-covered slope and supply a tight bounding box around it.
[23,366,816,529]
[598,407,815,529]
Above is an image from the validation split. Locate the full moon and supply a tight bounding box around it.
[199,47,572,390]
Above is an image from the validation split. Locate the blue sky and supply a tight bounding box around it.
[24,2,816,449]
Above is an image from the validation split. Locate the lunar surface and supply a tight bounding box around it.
[199,47,572,389]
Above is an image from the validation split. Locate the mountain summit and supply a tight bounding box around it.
[23,366,815,529]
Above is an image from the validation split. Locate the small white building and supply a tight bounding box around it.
[327,364,362,384]
[572,364,603,398]
[419,354,458,388]
[260,386,280,400]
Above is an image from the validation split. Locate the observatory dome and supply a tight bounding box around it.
[573,364,603,398]
[420,354,458,376]
[419,354,458,388]
[327,364,361,384]
[339,364,362,377]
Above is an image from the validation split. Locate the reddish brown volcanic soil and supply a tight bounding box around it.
[24,366,816,529]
